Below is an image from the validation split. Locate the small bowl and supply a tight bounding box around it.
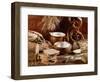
[49,32,65,44]
[73,49,81,54]
[50,32,65,37]
[54,41,72,54]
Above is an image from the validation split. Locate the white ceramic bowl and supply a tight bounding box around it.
[49,32,65,37]
[54,41,72,54]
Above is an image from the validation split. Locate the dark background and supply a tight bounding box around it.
[28,15,88,39]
